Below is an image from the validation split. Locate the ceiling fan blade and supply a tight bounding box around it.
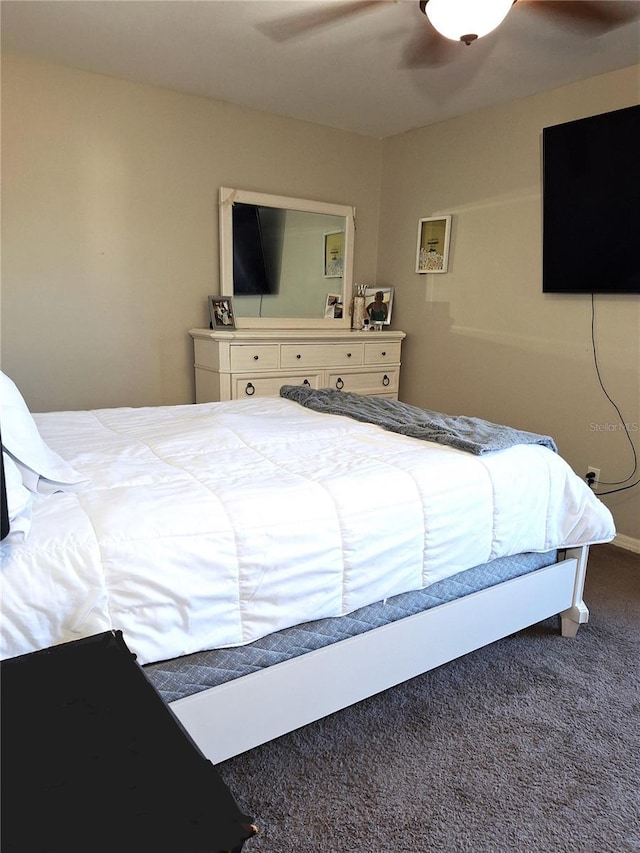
[258,0,385,43]
[522,0,640,35]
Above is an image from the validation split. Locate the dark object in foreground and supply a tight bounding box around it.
[1,630,257,853]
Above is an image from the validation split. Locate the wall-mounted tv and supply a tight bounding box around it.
[232,203,285,296]
[542,104,640,294]
[232,202,271,295]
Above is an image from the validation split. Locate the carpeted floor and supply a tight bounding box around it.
[218,544,639,852]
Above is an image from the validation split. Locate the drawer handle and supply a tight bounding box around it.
[382,374,390,387]
[302,379,310,387]
[335,377,344,390]
[245,382,256,396]
[347,352,352,358]
[253,355,259,361]
[296,354,302,359]
[381,351,387,357]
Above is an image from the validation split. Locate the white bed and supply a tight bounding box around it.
[0,371,615,762]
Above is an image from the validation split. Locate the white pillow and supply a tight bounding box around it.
[0,370,89,494]
[2,451,32,540]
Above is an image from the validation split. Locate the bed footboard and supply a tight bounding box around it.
[171,551,586,764]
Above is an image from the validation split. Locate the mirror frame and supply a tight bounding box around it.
[219,187,355,329]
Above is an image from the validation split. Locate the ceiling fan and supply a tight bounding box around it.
[260,1,640,67]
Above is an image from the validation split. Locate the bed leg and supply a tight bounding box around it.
[559,545,590,637]
[560,600,589,637]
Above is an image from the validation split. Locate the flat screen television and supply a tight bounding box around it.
[232,202,272,295]
[542,104,640,294]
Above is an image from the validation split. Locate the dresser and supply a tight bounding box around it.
[189,328,406,402]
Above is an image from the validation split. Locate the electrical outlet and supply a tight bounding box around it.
[586,466,600,490]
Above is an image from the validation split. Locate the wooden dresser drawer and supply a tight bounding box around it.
[229,345,279,371]
[363,341,402,365]
[232,372,321,399]
[281,343,363,369]
[326,368,399,395]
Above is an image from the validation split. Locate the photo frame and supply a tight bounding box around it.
[363,286,394,326]
[324,293,344,319]
[208,295,236,330]
[323,230,345,278]
[415,215,452,274]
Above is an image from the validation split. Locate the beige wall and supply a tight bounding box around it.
[379,66,640,541]
[2,55,638,541]
[0,55,382,410]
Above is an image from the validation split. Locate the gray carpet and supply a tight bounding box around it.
[218,544,640,852]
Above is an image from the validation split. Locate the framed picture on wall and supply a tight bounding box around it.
[415,215,452,274]
[208,295,236,330]
[363,286,394,326]
[323,230,345,278]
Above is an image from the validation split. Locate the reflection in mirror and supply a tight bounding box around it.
[219,188,355,329]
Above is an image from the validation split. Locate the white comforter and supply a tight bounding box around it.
[0,398,615,664]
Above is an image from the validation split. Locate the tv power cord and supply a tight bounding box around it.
[589,294,638,496]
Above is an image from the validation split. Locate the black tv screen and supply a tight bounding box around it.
[232,202,271,295]
[542,105,640,294]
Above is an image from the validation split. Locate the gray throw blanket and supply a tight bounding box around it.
[280,386,557,455]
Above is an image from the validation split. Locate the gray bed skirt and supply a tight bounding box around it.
[145,551,557,703]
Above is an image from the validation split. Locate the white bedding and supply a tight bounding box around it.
[0,397,615,665]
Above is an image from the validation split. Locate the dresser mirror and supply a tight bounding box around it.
[219,187,355,329]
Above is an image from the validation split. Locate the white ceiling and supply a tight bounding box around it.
[2,0,639,138]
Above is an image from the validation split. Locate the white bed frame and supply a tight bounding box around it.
[170,546,589,764]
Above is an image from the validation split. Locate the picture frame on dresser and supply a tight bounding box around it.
[364,286,394,326]
[324,293,343,319]
[416,215,452,274]
[208,296,236,330]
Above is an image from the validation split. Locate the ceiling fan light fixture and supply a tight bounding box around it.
[422,0,514,44]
